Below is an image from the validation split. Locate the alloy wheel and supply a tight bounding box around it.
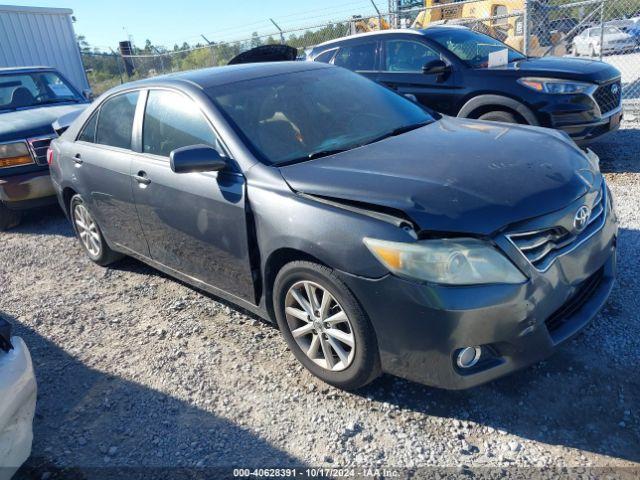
[284,280,355,372]
[73,203,102,257]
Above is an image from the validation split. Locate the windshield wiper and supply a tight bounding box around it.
[362,121,432,146]
[277,148,347,166]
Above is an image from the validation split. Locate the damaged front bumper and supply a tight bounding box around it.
[0,337,37,479]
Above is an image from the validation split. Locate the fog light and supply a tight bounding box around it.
[456,346,482,369]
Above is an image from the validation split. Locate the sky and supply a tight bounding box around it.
[7,0,386,51]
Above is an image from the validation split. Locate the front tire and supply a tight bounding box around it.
[273,261,381,391]
[477,111,520,124]
[70,194,122,266]
[0,203,21,231]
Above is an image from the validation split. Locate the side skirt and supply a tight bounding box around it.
[112,243,272,323]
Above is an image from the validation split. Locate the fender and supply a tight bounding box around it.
[457,94,540,126]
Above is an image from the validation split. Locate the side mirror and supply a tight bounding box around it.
[170,145,227,174]
[82,89,93,101]
[422,59,450,75]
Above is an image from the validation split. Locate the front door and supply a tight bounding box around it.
[130,89,255,302]
[376,38,460,115]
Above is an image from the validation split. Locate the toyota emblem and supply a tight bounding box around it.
[611,83,620,96]
[574,206,591,232]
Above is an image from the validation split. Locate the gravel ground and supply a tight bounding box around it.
[1,121,639,479]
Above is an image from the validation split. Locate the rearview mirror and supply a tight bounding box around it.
[422,59,450,75]
[170,145,227,174]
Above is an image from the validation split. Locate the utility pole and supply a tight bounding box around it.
[369,0,383,30]
[201,34,217,66]
[270,18,285,44]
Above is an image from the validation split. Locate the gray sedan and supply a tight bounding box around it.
[49,62,617,390]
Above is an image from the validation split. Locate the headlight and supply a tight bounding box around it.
[363,237,526,285]
[517,77,594,94]
[0,142,33,168]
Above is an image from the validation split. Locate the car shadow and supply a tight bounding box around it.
[7,205,74,238]
[591,124,640,174]
[356,226,640,464]
[4,313,303,480]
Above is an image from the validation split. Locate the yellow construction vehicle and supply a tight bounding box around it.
[411,0,541,52]
[349,15,392,34]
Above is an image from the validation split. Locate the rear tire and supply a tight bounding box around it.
[477,111,520,124]
[0,203,22,231]
[273,261,381,391]
[69,194,123,266]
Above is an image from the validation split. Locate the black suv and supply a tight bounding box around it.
[308,26,623,145]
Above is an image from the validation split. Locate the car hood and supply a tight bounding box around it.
[279,117,597,236]
[0,104,87,142]
[489,56,620,84]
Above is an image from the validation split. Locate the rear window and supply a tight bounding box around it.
[95,91,139,150]
[333,43,377,71]
[78,112,98,143]
[314,49,337,64]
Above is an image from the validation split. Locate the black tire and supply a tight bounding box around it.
[0,203,21,231]
[477,111,520,124]
[69,194,123,266]
[273,261,381,391]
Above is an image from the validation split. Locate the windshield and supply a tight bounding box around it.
[207,67,435,166]
[428,28,526,68]
[0,71,83,112]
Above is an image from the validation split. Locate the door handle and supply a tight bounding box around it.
[133,171,151,185]
[73,154,83,165]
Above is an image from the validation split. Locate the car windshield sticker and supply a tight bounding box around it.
[488,48,509,68]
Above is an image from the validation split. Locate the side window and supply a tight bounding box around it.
[95,91,139,149]
[333,43,377,71]
[314,49,337,64]
[142,90,218,158]
[77,111,98,143]
[384,40,440,72]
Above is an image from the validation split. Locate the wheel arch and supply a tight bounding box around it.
[262,247,329,322]
[457,94,539,126]
[61,186,79,216]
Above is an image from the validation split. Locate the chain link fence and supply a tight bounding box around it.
[83,0,640,113]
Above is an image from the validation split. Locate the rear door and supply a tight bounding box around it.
[71,90,149,255]
[376,37,461,115]
[129,88,255,302]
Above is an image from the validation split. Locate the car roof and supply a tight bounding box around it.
[312,26,468,49]
[0,66,56,74]
[118,61,332,91]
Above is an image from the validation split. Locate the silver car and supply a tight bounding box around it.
[572,26,636,56]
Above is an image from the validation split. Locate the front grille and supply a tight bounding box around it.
[593,81,622,115]
[27,135,56,166]
[545,267,604,333]
[507,187,606,271]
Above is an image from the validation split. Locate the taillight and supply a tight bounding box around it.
[47,148,54,166]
